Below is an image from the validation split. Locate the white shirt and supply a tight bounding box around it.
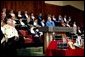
[30,27,35,34]
[73,24,76,27]
[78,30,81,33]
[20,21,25,26]
[10,13,15,17]
[64,18,67,22]
[2,24,19,38]
[31,16,35,20]
[41,22,45,27]
[66,23,70,27]
[1,27,6,44]
[1,27,5,34]
[53,17,56,21]
[25,14,28,18]
[34,22,37,26]
[33,22,41,27]
[69,18,71,22]
[18,14,22,17]
[59,17,62,21]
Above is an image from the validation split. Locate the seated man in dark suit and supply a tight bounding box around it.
[38,13,42,25]
[52,15,58,26]
[40,19,45,27]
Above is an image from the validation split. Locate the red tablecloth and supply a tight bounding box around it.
[45,40,84,56]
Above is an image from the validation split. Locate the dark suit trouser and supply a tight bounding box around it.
[1,37,17,56]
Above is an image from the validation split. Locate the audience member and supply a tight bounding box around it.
[46,16,55,27]
[73,22,77,35]
[63,15,67,23]
[40,19,45,27]
[1,17,19,56]
[1,8,6,20]
[31,13,35,21]
[17,11,22,19]
[52,15,58,26]
[38,13,42,25]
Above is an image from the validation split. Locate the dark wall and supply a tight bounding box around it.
[44,3,84,28]
[1,1,84,28]
[63,5,84,28]
[44,4,63,19]
[1,1,34,12]
[1,1,44,18]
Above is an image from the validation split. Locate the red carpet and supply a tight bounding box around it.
[45,40,84,56]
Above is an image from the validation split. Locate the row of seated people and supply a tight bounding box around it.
[1,8,77,27]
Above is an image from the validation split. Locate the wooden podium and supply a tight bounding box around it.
[38,27,74,52]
